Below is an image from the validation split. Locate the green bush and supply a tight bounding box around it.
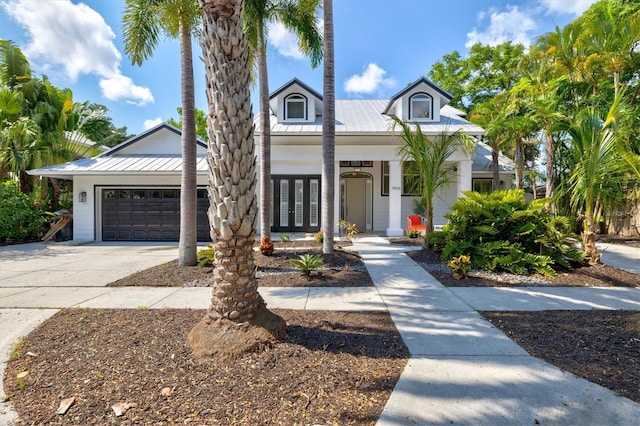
[428,189,586,277]
[0,181,50,242]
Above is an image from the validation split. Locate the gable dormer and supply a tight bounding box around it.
[269,78,323,124]
[382,77,453,123]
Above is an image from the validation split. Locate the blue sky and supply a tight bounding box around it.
[0,0,597,135]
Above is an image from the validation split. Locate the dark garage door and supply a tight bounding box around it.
[102,188,210,241]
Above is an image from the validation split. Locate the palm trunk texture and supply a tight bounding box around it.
[188,0,285,363]
[178,22,198,266]
[321,0,335,254]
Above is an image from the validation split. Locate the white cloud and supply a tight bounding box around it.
[466,5,537,48]
[2,0,153,106]
[538,0,598,16]
[267,21,305,60]
[143,117,163,130]
[100,75,154,106]
[344,63,396,95]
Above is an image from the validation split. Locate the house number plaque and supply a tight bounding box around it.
[391,185,401,191]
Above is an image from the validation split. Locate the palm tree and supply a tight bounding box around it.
[321,0,335,254]
[122,0,201,266]
[392,116,473,240]
[470,97,512,192]
[244,0,323,241]
[562,94,640,264]
[187,0,286,363]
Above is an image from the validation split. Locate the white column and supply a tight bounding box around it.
[386,160,403,236]
[333,160,340,234]
[457,159,473,199]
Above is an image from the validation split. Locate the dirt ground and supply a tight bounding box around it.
[3,237,639,424]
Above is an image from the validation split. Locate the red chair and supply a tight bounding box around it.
[406,215,427,235]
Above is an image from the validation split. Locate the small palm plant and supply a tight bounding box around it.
[290,254,323,277]
[196,243,215,267]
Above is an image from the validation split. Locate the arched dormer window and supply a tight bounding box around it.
[409,92,433,120]
[285,93,307,120]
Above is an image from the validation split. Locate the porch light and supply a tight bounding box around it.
[79,191,87,202]
[353,167,361,173]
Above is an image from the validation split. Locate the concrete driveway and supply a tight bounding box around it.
[0,241,180,288]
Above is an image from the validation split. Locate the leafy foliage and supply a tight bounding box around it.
[0,181,49,241]
[429,190,586,277]
[290,254,323,277]
[337,220,358,240]
[196,243,215,267]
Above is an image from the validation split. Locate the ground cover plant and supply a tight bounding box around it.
[429,189,586,276]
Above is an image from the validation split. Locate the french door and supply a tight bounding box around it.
[271,175,320,232]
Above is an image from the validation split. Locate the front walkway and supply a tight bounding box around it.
[1,238,639,425]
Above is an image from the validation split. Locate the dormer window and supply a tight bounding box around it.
[285,93,307,120]
[409,93,432,120]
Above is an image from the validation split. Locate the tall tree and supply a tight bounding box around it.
[321,0,335,254]
[470,96,512,192]
[244,0,323,241]
[561,94,640,263]
[392,116,473,240]
[187,0,286,363]
[1,42,104,197]
[122,0,201,266]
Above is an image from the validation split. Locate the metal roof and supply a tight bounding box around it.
[261,100,485,136]
[473,141,515,172]
[28,155,208,179]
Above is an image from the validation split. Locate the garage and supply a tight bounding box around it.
[102,188,211,241]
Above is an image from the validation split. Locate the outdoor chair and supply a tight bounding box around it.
[406,215,427,235]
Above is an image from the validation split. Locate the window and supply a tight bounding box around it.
[381,161,422,196]
[285,94,306,120]
[409,93,432,120]
[473,179,493,194]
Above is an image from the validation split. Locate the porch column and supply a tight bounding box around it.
[333,160,340,234]
[457,159,473,199]
[386,160,403,236]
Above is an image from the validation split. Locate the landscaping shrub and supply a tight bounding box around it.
[0,181,50,242]
[428,189,586,277]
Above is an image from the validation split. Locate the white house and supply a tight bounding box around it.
[29,77,514,242]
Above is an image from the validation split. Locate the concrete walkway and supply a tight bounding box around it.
[0,238,639,425]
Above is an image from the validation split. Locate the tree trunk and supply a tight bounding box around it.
[514,135,524,189]
[257,25,271,240]
[545,131,554,203]
[321,0,335,254]
[188,0,285,363]
[491,141,500,191]
[178,21,198,266]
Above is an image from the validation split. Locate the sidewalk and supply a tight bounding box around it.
[1,237,639,425]
[351,235,640,425]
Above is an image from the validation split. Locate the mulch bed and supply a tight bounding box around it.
[391,237,639,288]
[109,241,373,288]
[482,310,640,403]
[3,309,408,425]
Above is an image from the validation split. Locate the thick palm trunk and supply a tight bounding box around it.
[179,22,198,266]
[321,0,335,254]
[257,27,271,240]
[188,0,285,363]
